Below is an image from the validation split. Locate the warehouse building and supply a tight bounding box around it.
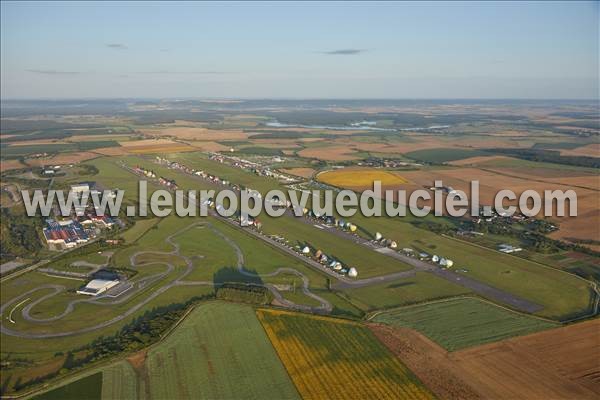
[77,279,120,296]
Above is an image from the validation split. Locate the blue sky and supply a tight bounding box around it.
[1,1,598,99]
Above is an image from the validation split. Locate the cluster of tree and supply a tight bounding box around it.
[216,283,273,305]
[0,207,43,261]
[564,238,600,246]
[410,220,457,235]
[467,218,599,258]
[76,164,99,176]
[520,231,599,257]
[527,219,558,234]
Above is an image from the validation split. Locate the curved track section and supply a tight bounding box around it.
[0,222,331,338]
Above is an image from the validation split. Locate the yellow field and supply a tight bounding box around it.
[118,139,196,154]
[257,309,434,400]
[318,168,408,188]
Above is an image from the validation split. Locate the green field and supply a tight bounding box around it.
[260,213,413,278]
[404,148,487,163]
[30,303,298,400]
[33,372,102,400]
[2,143,77,156]
[1,141,120,157]
[340,272,472,311]
[234,146,284,156]
[348,211,595,319]
[166,152,287,194]
[143,302,299,399]
[119,218,160,243]
[100,361,137,400]
[372,297,558,351]
[130,152,594,319]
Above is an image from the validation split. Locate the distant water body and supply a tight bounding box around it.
[265,121,449,132]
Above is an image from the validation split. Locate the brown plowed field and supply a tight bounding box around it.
[561,143,600,158]
[369,323,482,400]
[142,127,248,141]
[118,139,196,154]
[401,167,599,244]
[298,146,360,160]
[372,319,599,400]
[280,167,316,178]
[24,151,100,166]
[0,159,26,172]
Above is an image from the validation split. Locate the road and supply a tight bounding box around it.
[134,160,544,313]
[292,212,543,313]
[0,221,331,338]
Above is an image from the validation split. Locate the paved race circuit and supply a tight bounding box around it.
[0,222,331,339]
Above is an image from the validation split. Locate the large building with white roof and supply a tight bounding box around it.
[76,279,120,296]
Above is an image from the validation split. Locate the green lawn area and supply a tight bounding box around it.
[260,213,413,278]
[234,146,284,156]
[340,272,472,311]
[120,218,160,243]
[33,372,102,400]
[144,302,299,399]
[3,143,77,156]
[111,153,593,320]
[349,213,594,320]
[167,152,287,194]
[372,297,559,351]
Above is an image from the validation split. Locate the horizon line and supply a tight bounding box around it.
[2,97,599,102]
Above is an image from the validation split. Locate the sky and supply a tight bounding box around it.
[1,1,598,99]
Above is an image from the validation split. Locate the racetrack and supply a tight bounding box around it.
[0,221,331,339]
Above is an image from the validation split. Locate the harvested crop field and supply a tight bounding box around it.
[448,155,513,166]
[188,140,230,152]
[142,127,249,141]
[257,309,434,400]
[24,151,101,166]
[318,168,408,188]
[298,145,360,161]
[280,167,316,178]
[92,146,131,156]
[560,143,600,157]
[0,159,26,172]
[370,324,482,400]
[452,319,600,399]
[401,166,599,243]
[118,139,196,154]
[372,319,599,400]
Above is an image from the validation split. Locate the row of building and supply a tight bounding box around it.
[209,153,296,183]
[43,183,118,250]
[43,219,90,249]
